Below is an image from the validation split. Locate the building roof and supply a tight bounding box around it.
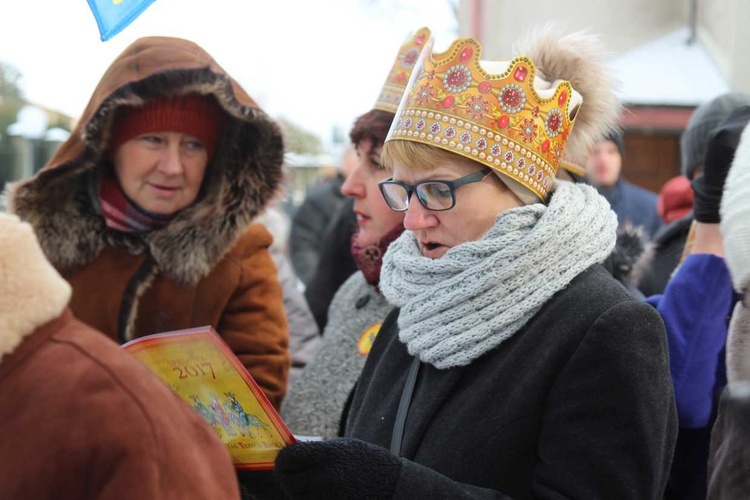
[610,26,730,107]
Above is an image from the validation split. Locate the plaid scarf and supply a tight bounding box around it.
[95,174,175,233]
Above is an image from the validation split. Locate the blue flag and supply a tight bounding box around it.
[87,0,157,41]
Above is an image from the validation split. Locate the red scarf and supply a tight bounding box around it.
[96,175,175,233]
[350,223,405,291]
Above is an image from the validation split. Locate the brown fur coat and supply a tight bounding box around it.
[0,214,240,499]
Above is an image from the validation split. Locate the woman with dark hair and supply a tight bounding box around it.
[281,28,430,440]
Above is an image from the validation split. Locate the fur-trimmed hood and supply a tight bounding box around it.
[0,214,71,363]
[8,36,284,286]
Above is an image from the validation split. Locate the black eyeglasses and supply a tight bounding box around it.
[378,167,493,212]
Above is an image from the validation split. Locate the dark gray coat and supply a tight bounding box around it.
[345,265,678,499]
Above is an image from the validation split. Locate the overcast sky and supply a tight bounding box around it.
[0,0,458,149]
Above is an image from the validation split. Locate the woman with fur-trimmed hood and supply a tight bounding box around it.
[7,36,290,408]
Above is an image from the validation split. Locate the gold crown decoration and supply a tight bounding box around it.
[386,37,583,200]
[373,27,432,114]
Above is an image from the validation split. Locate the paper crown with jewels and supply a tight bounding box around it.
[386,36,585,201]
[373,27,432,114]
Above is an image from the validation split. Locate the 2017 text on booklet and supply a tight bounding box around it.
[122,326,296,470]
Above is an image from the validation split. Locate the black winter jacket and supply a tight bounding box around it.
[345,265,678,499]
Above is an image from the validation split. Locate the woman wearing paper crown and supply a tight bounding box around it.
[6,36,290,409]
[272,26,678,498]
[281,27,430,440]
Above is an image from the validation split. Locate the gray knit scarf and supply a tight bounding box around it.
[380,181,617,369]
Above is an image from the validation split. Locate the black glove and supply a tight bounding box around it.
[237,469,288,500]
[692,106,750,223]
[274,438,402,499]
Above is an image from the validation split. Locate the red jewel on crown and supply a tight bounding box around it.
[448,71,466,86]
[403,48,420,67]
[513,65,528,82]
[499,84,526,114]
[503,89,521,107]
[467,95,489,120]
[520,118,537,143]
[444,65,472,93]
[415,84,434,105]
[548,113,561,130]
[545,108,563,138]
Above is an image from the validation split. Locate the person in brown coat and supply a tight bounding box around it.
[0,213,240,499]
[7,36,290,408]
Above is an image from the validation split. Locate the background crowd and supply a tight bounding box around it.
[2,18,750,500]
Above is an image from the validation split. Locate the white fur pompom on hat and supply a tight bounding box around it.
[721,121,750,294]
[512,23,622,162]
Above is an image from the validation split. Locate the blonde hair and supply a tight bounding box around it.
[381,139,480,173]
[381,138,527,203]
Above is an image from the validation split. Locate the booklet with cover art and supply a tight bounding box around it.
[122,326,296,470]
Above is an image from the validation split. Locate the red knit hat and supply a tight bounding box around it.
[657,175,694,224]
[108,94,226,160]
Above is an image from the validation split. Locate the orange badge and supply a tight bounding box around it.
[358,323,382,355]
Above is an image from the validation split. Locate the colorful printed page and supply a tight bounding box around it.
[122,326,296,470]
